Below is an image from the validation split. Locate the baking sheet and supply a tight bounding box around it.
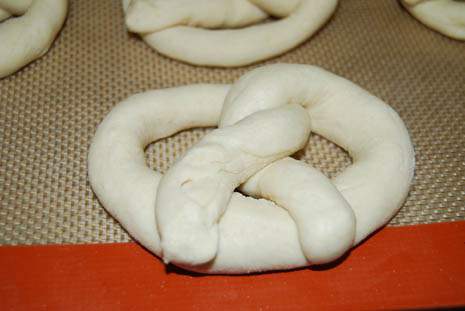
[0,0,464,245]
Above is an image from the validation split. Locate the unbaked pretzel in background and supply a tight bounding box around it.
[121,0,338,67]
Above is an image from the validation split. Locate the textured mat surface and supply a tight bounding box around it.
[0,0,464,245]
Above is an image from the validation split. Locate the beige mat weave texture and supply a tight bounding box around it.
[0,0,464,245]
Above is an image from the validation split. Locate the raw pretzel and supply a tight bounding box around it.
[400,0,465,40]
[121,0,338,67]
[0,0,68,78]
[88,64,415,274]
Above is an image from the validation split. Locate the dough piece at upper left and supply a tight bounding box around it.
[0,0,68,78]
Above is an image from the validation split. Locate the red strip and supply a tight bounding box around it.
[1,222,464,310]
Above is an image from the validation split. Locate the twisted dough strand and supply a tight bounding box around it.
[156,104,324,265]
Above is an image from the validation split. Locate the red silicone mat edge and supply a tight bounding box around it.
[1,221,465,310]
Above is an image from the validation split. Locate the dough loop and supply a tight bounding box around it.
[0,0,68,78]
[400,0,465,40]
[121,0,338,67]
[88,64,415,274]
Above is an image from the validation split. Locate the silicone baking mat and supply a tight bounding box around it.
[0,0,464,245]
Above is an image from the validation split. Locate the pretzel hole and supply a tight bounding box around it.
[145,127,212,174]
[294,134,352,179]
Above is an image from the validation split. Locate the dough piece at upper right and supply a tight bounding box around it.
[400,0,465,40]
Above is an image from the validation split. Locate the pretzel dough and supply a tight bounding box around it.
[400,0,465,40]
[0,0,68,78]
[121,0,338,67]
[88,64,415,274]
[0,0,31,21]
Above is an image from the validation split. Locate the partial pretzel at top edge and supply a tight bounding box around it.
[122,0,338,67]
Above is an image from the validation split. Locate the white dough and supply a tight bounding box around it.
[0,0,32,15]
[121,0,338,67]
[400,0,465,40]
[0,9,10,22]
[156,104,313,265]
[0,0,68,78]
[88,64,415,274]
